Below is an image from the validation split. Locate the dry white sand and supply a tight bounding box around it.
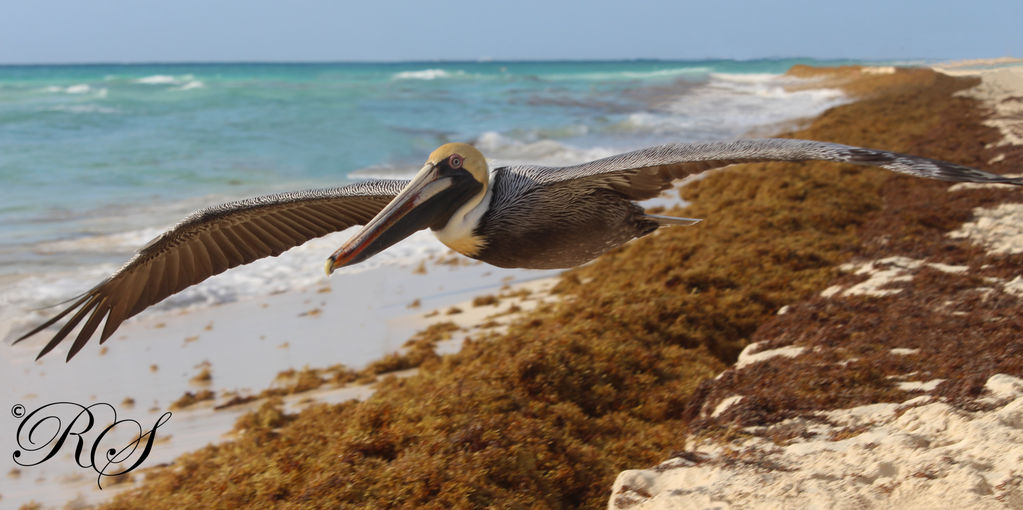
[934,58,1023,147]
[610,374,1023,510]
[948,203,1023,256]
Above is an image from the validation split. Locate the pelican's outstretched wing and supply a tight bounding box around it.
[527,138,1023,199]
[15,179,409,361]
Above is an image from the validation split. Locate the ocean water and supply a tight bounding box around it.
[0,59,862,337]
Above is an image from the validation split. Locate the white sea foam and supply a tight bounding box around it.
[175,80,205,91]
[136,74,177,84]
[707,72,783,84]
[135,74,195,85]
[33,226,166,255]
[39,84,109,98]
[615,72,848,140]
[392,69,464,80]
[64,84,92,94]
[473,131,618,167]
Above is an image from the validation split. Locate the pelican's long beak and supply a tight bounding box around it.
[325,162,482,274]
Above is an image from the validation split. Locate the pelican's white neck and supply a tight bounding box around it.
[432,172,492,257]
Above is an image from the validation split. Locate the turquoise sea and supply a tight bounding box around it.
[0,59,876,334]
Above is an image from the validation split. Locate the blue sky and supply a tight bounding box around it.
[1,0,1020,64]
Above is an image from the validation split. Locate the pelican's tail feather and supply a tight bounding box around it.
[646,214,702,227]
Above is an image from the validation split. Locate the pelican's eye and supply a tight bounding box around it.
[448,154,463,169]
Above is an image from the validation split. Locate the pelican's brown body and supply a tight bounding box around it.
[15,139,1023,360]
[472,173,660,269]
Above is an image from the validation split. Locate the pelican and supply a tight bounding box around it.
[13,139,1023,361]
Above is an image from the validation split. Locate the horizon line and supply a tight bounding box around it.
[0,56,911,67]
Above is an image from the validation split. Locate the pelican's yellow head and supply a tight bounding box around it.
[427,142,489,187]
[424,143,491,257]
[325,143,489,273]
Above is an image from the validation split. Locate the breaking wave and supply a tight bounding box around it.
[135,74,193,85]
[392,69,465,80]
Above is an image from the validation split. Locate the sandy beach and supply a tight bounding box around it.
[3,253,563,508]
[4,60,1023,509]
